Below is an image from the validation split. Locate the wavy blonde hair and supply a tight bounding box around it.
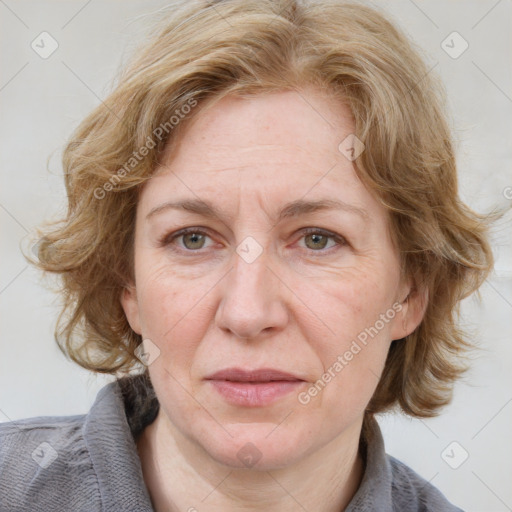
[30,0,494,417]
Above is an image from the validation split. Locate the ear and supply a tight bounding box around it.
[390,283,429,341]
[120,284,142,335]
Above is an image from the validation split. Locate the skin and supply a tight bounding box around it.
[121,87,426,512]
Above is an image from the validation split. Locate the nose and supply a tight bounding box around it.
[215,244,289,340]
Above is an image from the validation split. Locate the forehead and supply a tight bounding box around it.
[139,89,383,220]
[160,88,352,168]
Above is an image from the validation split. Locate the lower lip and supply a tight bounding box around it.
[208,380,303,407]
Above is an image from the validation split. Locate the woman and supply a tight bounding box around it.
[0,0,493,510]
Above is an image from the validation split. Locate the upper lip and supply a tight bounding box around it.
[205,368,304,382]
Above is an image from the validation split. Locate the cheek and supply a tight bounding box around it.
[296,259,398,346]
[134,260,215,369]
[292,260,398,405]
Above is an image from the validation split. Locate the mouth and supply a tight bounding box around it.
[204,367,305,407]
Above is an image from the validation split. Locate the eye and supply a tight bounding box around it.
[297,228,347,253]
[159,227,348,255]
[159,228,215,252]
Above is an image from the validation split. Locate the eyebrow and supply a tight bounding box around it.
[146,198,369,223]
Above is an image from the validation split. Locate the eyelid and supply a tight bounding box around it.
[299,227,347,243]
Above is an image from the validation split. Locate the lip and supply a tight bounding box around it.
[205,367,305,407]
[206,368,303,382]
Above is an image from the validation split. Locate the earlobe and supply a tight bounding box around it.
[120,285,142,335]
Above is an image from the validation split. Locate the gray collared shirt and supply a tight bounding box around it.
[0,373,464,511]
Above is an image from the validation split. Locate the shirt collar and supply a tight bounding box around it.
[83,374,156,511]
[345,413,393,511]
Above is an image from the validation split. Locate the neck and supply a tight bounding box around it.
[137,411,365,512]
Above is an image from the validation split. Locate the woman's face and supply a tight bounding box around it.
[122,88,420,470]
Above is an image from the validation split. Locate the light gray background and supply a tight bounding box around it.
[1,1,511,510]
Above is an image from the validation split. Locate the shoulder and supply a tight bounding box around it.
[387,454,464,512]
[0,414,102,511]
[0,375,157,512]
[347,416,465,512]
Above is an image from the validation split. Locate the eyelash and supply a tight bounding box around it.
[158,227,348,256]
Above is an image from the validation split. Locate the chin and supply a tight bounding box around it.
[196,422,315,471]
